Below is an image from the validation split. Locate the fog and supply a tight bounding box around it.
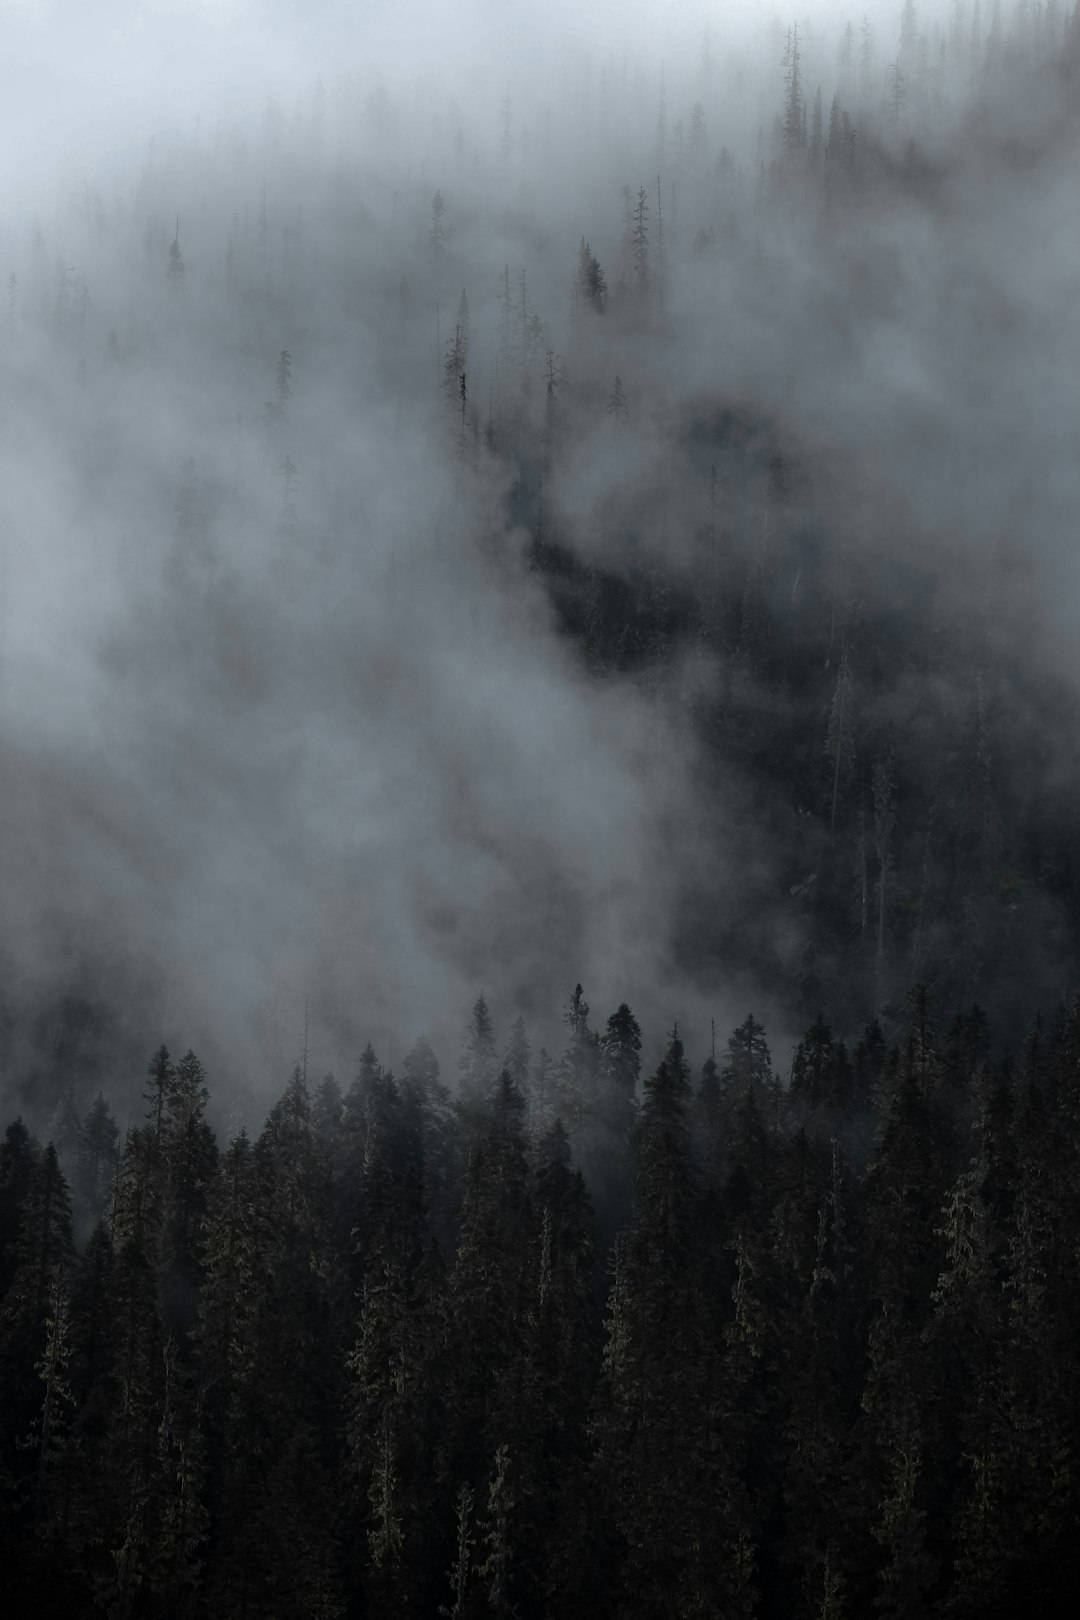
[2,0,1079,1129]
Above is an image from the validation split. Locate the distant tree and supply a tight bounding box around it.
[619,182,634,276]
[632,185,650,287]
[556,984,600,1129]
[860,12,877,97]
[446,1069,530,1483]
[810,86,824,163]
[887,60,907,131]
[145,1045,174,1143]
[588,1003,642,1232]
[531,1047,556,1137]
[724,1014,774,1093]
[496,263,514,389]
[544,347,563,444]
[600,1004,641,1112]
[693,1024,725,1186]
[516,268,530,386]
[279,454,298,527]
[430,190,447,263]
[576,238,607,313]
[591,1027,717,1613]
[790,1015,854,1117]
[839,20,856,91]
[168,216,185,291]
[784,25,807,154]
[499,92,512,163]
[459,992,497,1106]
[160,1050,216,1334]
[900,0,919,57]
[607,373,627,423]
[503,1015,531,1103]
[311,1072,343,1140]
[689,99,707,159]
[443,321,467,403]
[275,347,292,411]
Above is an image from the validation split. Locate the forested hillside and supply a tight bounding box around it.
[3,4,1080,1104]
[3,2,1080,1613]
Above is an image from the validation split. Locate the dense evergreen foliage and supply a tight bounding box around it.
[2,985,1079,1617]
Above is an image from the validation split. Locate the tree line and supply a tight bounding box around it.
[1,981,1078,1616]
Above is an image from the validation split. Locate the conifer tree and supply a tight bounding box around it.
[502,1015,530,1096]
[147,1338,208,1613]
[784,26,806,155]
[576,238,607,313]
[599,1004,640,1122]
[592,1030,711,1614]
[442,321,467,405]
[632,186,650,288]
[275,347,292,413]
[458,993,497,1109]
[556,983,599,1130]
[439,1482,474,1620]
[28,1264,77,1550]
[160,1050,216,1335]
[430,191,447,263]
[810,86,824,164]
[0,1144,75,1453]
[145,1046,173,1145]
[478,1443,515,1619]
[530,1046,555,1139]
[167,217,185,291]
[446,1070,530,1487]
[312,1072,344,1142]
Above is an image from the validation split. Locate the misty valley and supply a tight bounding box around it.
[2,2,1080,1616]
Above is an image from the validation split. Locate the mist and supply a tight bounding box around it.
[7,7,1080,1618]
[2,0,1080,1130]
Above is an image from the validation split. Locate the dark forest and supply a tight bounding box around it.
[3,2,1080,1615]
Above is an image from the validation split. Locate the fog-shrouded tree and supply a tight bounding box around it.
[631,185,649,288]
[458,991,497,1111]
[430,190,447,263]
[575,238,607,314]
